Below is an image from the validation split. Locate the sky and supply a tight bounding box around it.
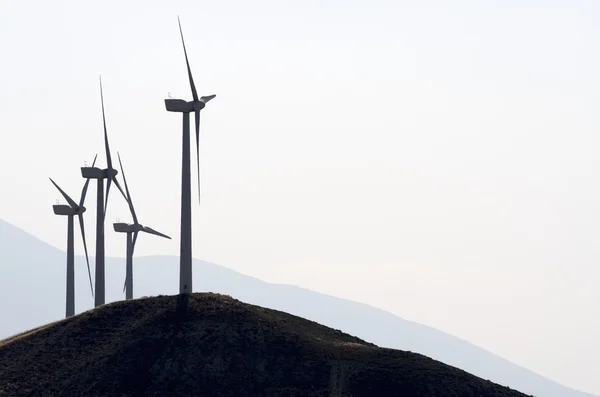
[1,0,600,393]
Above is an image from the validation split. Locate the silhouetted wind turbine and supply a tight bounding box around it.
[50,156,96,317]
[113,153,171,299]
[81,76,127,307]
[164,17,215,295]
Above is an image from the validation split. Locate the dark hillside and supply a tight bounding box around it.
[0,293,531,397]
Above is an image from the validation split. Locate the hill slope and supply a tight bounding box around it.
[0,293,530,397]
[0,218,596,397]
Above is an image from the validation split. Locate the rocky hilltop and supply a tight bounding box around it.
[0,293,531,396]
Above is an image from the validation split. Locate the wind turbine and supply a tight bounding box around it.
[164,17,216,295]
[113,152,171,299]
[50,156,96,318]
[81,76,127,307]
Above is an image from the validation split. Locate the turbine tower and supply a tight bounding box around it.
[81,76,127,307]
[49,157,96,318]
[164,17,216,295]
[113,152,171,299]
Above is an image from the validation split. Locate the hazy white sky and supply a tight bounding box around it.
[1,0,600,393]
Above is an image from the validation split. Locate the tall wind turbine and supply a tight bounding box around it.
[50,157,96,318]
[113,152,171,299]
[164,17,216,295]
[81,76,127,307]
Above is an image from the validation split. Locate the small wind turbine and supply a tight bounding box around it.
[113,152,171,300]
[80,76,127,307]
[50,155,96,318]
[164,16,216,295]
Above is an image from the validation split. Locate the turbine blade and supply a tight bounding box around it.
[132,230,139,256]
[178,16,198,102]
[100,76,113,171]
[142,226,171,240]
[79,178,91,207]
[112,176,128,206]
[124,230,136,294]
[195,109,201,204]
[78,213,94,297]
[104,177,112,222]
[79,154,98,207]
[117,152,138,225]
[200,95,216,104]
[49,178,78,209]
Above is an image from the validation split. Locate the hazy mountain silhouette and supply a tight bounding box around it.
[0,293,531,397]
[0,218,595,397]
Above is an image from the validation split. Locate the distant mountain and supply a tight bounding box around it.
[0,293,531,397]
[0,218,596,397]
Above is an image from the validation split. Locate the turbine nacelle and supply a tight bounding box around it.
[113,222,131,233]
[80,167,118,180]
[165,98,193,113]
[113,222,143,233]
[53,205,77,216]
[164,98,213,113]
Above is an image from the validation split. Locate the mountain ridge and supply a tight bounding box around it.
[0,218,596,397]
[0,293,532,397]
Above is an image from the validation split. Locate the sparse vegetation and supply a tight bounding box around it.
[0,293,532,396]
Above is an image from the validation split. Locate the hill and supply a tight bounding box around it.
[0,218,596,397]
[0,293,530,397]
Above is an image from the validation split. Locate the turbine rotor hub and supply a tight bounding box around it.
[193,100,205,111]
